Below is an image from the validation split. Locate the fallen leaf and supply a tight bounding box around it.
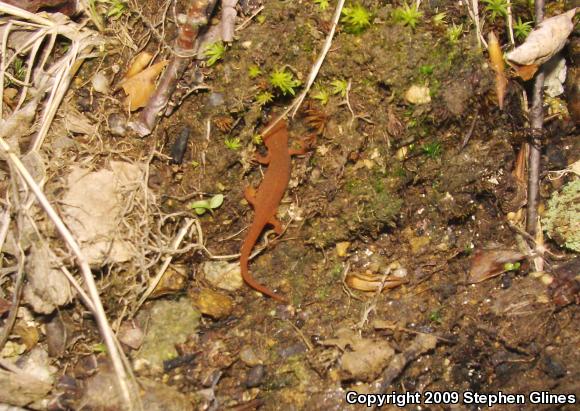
[3,0,77,15]
[124,52,154,80]
[549,258,580,307]
[345,271,407,292]
[0,368,52,407]
[149,265,187,298]
[119,60,168,111]
[488,31,508,110]
[0,297,11,316]
[468,248,525,283]
[46,314,69,357]
[511,64,539,81]
[507,8,577,66]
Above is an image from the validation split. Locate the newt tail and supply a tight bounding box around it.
[240,227,286,302]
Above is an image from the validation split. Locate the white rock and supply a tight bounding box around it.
[91,71,110,94]
[201,260,243,291]
[543,54,567,97]
[404,85,431,105]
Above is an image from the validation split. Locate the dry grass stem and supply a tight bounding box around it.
[466,0,487,48]
[506,0,515,46]
[235,5,264,32]
[0,4,103,152]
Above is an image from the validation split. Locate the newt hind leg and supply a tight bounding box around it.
[269,216,284,235]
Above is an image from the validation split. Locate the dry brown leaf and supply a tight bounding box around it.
[488,31,508,110]
[120,60,168,111]
[124,52,154,79]
[0,368,52,407]
[512,63,539,81]
[468,248,525,284]
[507,8,577,66]
[3,0,77,15]
[0,297,10,316]
[345,271,407,292]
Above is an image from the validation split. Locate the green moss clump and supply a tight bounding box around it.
[305,171,402,247]
[341,3,373,34]
[542,179,580,252]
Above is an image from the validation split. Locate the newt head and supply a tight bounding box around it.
[262,119,288,146]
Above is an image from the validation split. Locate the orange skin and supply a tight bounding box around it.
[240,120,309,302]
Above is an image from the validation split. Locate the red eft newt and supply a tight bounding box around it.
[240,120,310,302]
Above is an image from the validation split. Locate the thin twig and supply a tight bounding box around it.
[0,206,11,256]
[460,112,478,150]
[286,320,314,351]
[344,79,355,125]
[467,0,486,48]
[525,0,545,235]
[0,3,53,26]
[289,0,345,117]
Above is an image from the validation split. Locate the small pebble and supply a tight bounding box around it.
[193,288,234,319]
[108,113,127,136]
[75,89,93,112]
[278,343,307,359]
[245,364,265,388]
[438,283,457,299]
[118,321,144,350]
[170,127,191,164]
[91,71,110,94]
[404,84,431,105]
[501,273,512,289]
[240,346,263,367]
[335,241,350,257]
[544,356,566,379]
[201,261,243,291]
[207,92,225,107]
